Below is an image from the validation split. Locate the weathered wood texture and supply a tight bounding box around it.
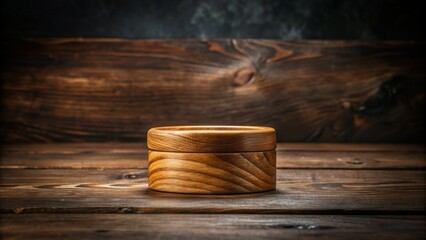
[0,143,425,239]
[1,39,425,143]
[1,168,424,213]
[1,214,425,240]
[1,143,424,169]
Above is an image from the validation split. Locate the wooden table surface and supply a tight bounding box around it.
[0,143,425,239]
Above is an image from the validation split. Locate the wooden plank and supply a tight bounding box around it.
[1,214,424,240]
[1,143,424,169]
[277,151,426,169]
[2,143,424,153]
[0,169,424,213]
[1,39,425,143]
[0,143,147,169]
[277,143,425,152]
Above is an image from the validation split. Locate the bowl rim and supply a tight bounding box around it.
[149,125,275,133]
[147,125,276,152]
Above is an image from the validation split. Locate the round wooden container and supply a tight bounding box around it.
[147,126,276,194]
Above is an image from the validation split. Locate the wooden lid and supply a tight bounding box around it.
[147,126,276,152]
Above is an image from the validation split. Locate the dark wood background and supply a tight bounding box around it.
[1,39,425,143]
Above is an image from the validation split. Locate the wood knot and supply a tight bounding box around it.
[119,207,137,214]
[14,207,26,214]
[122,172,146,179]
[233,67,255,86]
[267,224,333,230]
[346,157,364,165]
[353,76,408,116]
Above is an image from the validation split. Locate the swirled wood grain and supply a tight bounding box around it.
[148,151,276,194]
[148,126,276,152]
[1,39,425,143]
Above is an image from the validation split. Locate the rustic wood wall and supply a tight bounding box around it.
[1,39,425,143]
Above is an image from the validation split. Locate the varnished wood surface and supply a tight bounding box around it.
[148,151,276,194]
[148,126,276,152]
[1,214,425,240]
[1,39,425,143]
[1,143,424,169]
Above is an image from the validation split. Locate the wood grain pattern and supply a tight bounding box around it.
[1,143,424,169]
[147,126,277,194]
[148,126,276,152]
[0,143,424,239]
[1,39,425,143]
[1,169,424,213]
[1,214,425,240]
[148,151,276,194]
[277,143,425,152]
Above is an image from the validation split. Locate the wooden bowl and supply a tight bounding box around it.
[147,126,276,194]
